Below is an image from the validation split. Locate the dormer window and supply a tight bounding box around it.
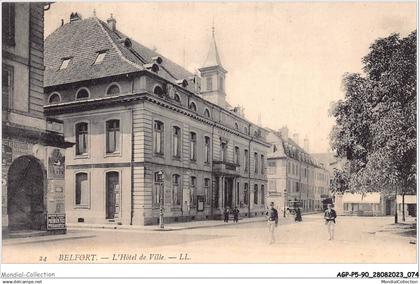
[204,108,211,118]
[48,93,61,104]
[59,58,72,70]
[174,93,181,103]
[189,102,197,112]
[94,50,107,65]
[106,83,120,95]
[76,88,90,100]
[153,85,164,97]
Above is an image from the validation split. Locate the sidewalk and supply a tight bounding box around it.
[67,216,278,232]
[3,216,296,246]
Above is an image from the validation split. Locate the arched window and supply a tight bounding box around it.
[204,108,211,118]
[153,85,164,96]
[75,122,88,155]
[189,102,197,112]
[106,84,120,95]
[48,93,61,104]
[76,88,90,100]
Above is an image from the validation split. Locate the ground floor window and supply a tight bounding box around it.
[253,184,258,205]
[172,174,181,206]
[153,172,162,206]
[204,178,211,205]
[244,183,249,205]
[75,172,89,207]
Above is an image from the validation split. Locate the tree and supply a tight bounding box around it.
[330,31,416,222]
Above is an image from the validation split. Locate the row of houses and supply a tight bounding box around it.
[266,128,331,214]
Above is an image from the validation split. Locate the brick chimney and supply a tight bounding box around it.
[70,12,82,22]
[107,14,116,31]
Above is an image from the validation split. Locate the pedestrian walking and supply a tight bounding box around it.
[266,202,279,244]
[223,207,230,223]
[324,204,337,240]
[232,206,240,223]
[295,207,302,222]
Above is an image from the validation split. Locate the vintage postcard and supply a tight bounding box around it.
[1,1,417,281]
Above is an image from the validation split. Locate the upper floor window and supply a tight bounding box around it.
[204,108,211,118]
[172,174,181,206]
[244,149,249,173]
[204,136,210,163]
[234,122,239,130]
[2,3,15,46]
[153,121,164,155]
[206,76,212,91]
[75,172,89,207]
[48,93,61,104]
[2,65,13,111]
[75,122,88,155]
[190,132,197,161]
[244,127,248,134]
[261,154,265,174]
[106,120,120,153]
[189,102,197,112]
[172,126,181,158]
[254,152,258,174]
[94,50,107,65]
[76,88,90,100]
[60,58,72,70]
[234,146,240,165]
[106,84,120,95]
[221,142,227,162]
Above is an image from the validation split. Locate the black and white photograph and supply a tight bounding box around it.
[0,1,417,282]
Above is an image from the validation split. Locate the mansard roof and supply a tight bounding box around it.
[45,17,193,87]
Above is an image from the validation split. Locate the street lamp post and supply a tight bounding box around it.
[158,170,164,229]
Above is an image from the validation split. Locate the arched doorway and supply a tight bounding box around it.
[7,155,45,231]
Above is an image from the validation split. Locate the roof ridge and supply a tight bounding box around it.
[93,18,144,70]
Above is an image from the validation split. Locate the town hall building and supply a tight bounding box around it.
[44,13,270,225]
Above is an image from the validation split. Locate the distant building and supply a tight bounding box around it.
[266,127,330,214]
[43,13,270,226]
[2,3,72,235]
[334,192,386,216]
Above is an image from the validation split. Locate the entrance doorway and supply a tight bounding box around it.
[224,178,233,209]
[106,171,119,219]
[7,155,45,231]
[386,199,392,215]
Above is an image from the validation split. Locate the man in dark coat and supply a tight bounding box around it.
[232,206,240,223]
[223,207,230,223]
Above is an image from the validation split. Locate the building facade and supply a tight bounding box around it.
[266,127,330,214]
[2,3,72,235]
[44,13,270,226]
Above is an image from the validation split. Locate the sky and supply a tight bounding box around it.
[44,2,416,153]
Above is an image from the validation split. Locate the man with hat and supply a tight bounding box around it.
[266,202,279,244]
